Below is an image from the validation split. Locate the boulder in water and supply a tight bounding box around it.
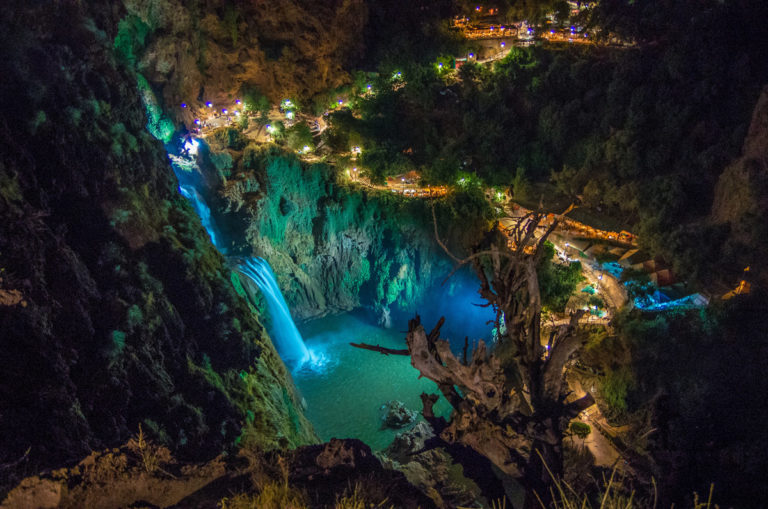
[380,400,417,429]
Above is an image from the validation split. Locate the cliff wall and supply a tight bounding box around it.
[711,85,768,282]
[0,0,314,484]
[217,145,492,323]
[118,0,367,125]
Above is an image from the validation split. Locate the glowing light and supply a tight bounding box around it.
[194,118,200,125]
[501,42,505,47]
[286,111,294,119]
[235,99,242,105]
[183,138,200,156]
[438,62,443,68]
[222,109,228,114]
[367,84,372,90]
[338,100,343,105]
[234,110,240,116]
[303,145,311,152]
[282,99,293,109]
[206,102,212,108]
[469,53,474,58]
[181,103,187,108]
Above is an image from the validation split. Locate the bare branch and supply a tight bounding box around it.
[432,203,462,264]
[349,343,409,356]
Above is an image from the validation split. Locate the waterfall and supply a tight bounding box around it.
[237,257,310,368]
[179,185,221,249]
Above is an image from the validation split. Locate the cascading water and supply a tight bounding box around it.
[237,257,312,369]
[179,184,221,249]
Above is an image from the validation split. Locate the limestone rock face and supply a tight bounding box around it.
[216,147,487,320]
[122,0,367,124]
[712,85,768,226]
[0,0,314,486]
[711,85,768,279]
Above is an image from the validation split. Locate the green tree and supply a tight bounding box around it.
[285,122,314,152]
[244,89,271,134]
[569,421,591,442]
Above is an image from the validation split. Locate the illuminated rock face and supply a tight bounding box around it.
[0,1,314,478]
[216,149,488,323]
[120,0,367,126]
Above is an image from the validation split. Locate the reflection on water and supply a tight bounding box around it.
[294,311,452,451]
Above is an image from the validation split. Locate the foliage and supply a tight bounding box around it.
[334,483,394,509]
[243,88,271,128]
[538,242,584,313]
[284,122,314,152]
[351,2,768,280]
[210,127,248,151]
[113,15,151,66]
[569,421,591,441]
[218,486,306,509]
[125,424,172,476]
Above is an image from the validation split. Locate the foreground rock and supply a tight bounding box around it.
[3,438,434,509]
[380,422,488,509]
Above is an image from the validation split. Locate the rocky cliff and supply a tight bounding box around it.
[118,0,367,126]
[215,144,492,323]
[0,0,314,487]
[711,85,768,281]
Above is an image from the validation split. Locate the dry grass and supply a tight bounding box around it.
[334,482,393,509]
[534,450,719,509]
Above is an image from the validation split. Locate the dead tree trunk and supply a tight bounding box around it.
[354,207,595,506]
